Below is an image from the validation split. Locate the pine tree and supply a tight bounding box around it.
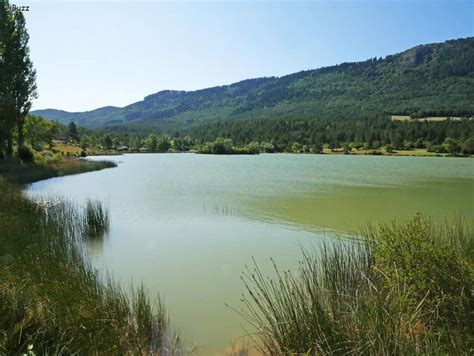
[67,121,80,143]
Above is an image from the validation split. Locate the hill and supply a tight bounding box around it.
[32,38,474,130]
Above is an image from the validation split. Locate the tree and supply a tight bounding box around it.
[0,2,16,157]
[311,142,323,154]
[462,137,474,155]
[291,142,303,153]
[342,142,351,154]
[10,11,37,150]
[24,115,58,149]
[0,3,37,156]
[128,136,141,150]
[67,121,80,143]
[261,142,275,153]
[0,5,6,155]
[143,134,158,152]
[444,138,461,156]
[156,136,171,152]
[414,138,425,149]
[101,134,113,149]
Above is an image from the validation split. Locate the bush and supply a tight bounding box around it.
[444,138,461,156]
[368,215,473,330]
[17,146,34,162]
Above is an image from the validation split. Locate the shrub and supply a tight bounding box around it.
[17,146,34,162]
[368,215,473,330]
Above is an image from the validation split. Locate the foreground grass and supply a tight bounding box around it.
[0,157,117,185]
[0,185,175,354]
[241,215,473,354]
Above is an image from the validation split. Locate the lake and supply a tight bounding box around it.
[27,154,474,354]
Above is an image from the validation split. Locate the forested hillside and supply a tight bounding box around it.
[33,37,474,130]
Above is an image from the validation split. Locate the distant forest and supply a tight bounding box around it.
[68,115,472,155]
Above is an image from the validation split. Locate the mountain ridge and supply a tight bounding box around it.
[32,37,474,129]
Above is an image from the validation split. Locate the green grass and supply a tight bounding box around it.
[0,184,176,354]
[240,215,473,354]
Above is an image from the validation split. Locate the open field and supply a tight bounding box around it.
[390,115,470,122]
[52,140,117,156]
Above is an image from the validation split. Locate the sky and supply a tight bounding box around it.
[23,0,473,112]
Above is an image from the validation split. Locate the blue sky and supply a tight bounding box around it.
[25,0,473,111]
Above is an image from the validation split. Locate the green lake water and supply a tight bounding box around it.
[27,154,474,354]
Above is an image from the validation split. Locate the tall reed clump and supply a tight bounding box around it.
[0,184,176,354]
[84,199,110,238]
[240,215,473,354]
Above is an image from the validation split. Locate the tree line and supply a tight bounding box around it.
[67,115,474,156]
[0,0,37,159]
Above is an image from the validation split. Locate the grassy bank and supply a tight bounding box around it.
[0,185,176,354]
[241,215,473,354]
[0,157,117,185]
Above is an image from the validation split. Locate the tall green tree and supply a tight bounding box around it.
[24,115,59,149]
[101,134,113,149]
[0,1,15,157]
[0,2,37,157]
[444,138,461,156]
[67,121,80,142]
[10,11,37,149]
[143,134,158,151]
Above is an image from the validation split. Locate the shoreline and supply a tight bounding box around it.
[0,157,117,186]
[87,150,472,158]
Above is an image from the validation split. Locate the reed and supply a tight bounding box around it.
[84,199,110,238]
[0,184,175,354]
[240,216,473,354]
